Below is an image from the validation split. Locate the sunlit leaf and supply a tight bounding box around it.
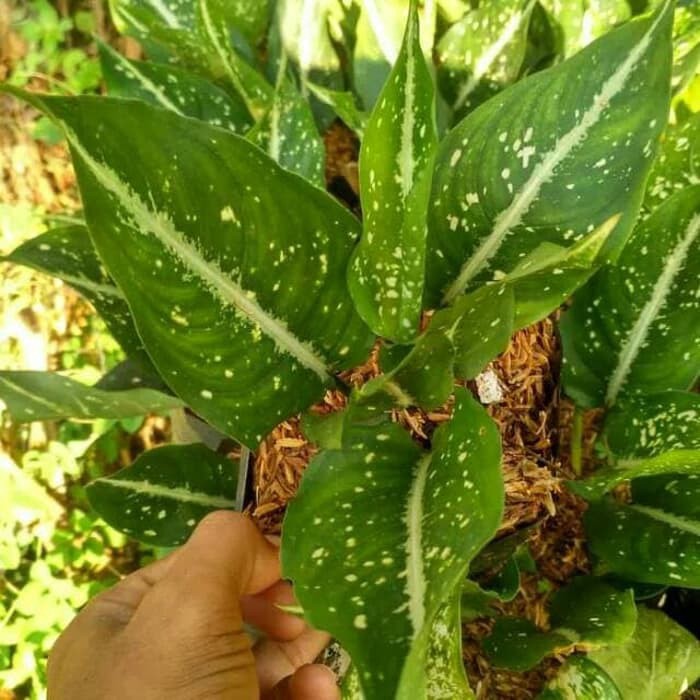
[0,371,182,422]
[538,656,622,700]
[87,443,237,546]
[426,3,673,306]
[349,1,438,341]
[590,608,700,700]
[4,88,373,447]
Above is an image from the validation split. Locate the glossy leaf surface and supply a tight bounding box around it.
[538,656,621,700]
[427,4,673,306]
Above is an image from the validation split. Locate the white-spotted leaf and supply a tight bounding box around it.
[538,656,622,700]
[282,389,502,699]
[561,185,700,408]
[86,443,237,546]
[427,3,673,305]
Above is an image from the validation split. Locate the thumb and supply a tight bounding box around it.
[265,665,340,700]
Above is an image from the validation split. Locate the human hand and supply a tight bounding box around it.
[48,511,339,700]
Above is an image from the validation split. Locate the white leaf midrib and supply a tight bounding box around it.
[362,0,400,64]
[452,0,536,112]
[398,12,417,199]
[107,46,184,116]
[605,212,700,405]
[405,454,430,635]
[443,3,670,303]
[629,503,700,537]
[95,476,237,508]
[64,131,331,381]
[0,375,64,414]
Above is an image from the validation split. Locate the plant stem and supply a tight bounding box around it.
[571,406,584,477]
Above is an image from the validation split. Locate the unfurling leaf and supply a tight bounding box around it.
[349,1,438,342]
[561,185,700,408]
[427,3,673,306]
[87,443,237,546]
[282,390,502,699]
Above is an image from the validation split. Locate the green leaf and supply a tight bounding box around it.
[484,576,636,671]
[561,185,700,408]
[538,656,622,700]
[248,73,326,187]
[348,1,438,342]
[672,1,700,98]
[585,497,700,588]
[271,0,343,92]
[0,371,182,422]
[5,89,373,447]
[589,608,700,700]
[94,357,170,393]
[569,392,700,498]
[426,2,673,306]
[98,40,253,133]
[632,473,700,522]
[540,0,631,59]
[86,443,237,546]
[437,0,536,119]
[353,0,436,110]
[644,113,700,212]
[306,82,368,137]
[3,225,146,359]
[282,389,503,698]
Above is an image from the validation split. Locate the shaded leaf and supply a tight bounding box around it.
[484,576,636,671]
[561,185,700,408]
[585,497,700,588]
[590,608,700,700]
[0,371,182,422]
[282,389,503,698]
[437,0,536,119]
[306,83,368,137]
[5,89,373,447]
[570,392,700,498]
[426,3,673,306]
[98,40,252,133]
[632,473,700,522]
[94,357,169,393]
[349,1,438,342]
[87,443,237,546]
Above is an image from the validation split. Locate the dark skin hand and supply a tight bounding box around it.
[48,511,340,700]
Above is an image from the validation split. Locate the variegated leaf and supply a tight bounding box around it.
[633,473,700,522]
[643,112,700,212]
[98,40,252,133]
[306,83,368,137]
[671,0,700,98]
[348,1,438,342]
[561,185,700,408]
[589,608,700,700]
[426,3,673,306]
[353,0,437,110]
[0,371,182,422]
[5,89,373,447]
[271,0,344,93]
[282,389,502,699]
[540,0,631,59]
[484,577,636,671]
[86,443,237,546]
[3,225,146,360]
[248,74,326,187]
[570,391,700,499]
[437,0,536,120]
[537,656,622,700]
[585,495,700,588]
